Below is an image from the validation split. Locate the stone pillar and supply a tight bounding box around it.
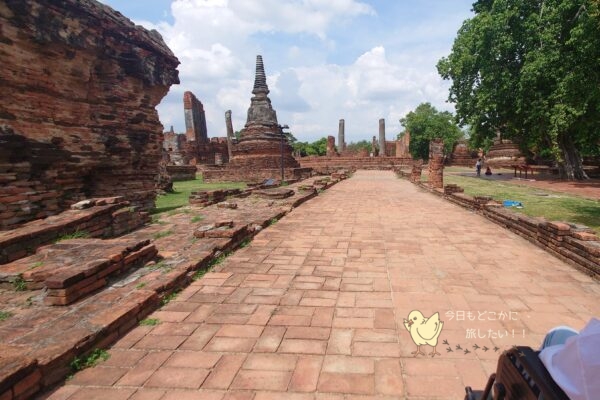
[184,91,208,143]
[378,118,385,157]
[225,110,234,160]
[428,139,444,189]
[338,119,345,153]
[371,136,377,157]
[215,153,223,165]
[326,135,337,157]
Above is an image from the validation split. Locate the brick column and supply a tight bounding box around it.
[225,110,234,160]
[338,119,345,153]
[378,118,385,157]
[326,136,337,157]
[410,161,423,183]
[428,139,444,188]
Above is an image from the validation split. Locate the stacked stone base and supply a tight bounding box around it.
[449,155,478,167]
[485,140,526,168]
[189,189,244,206]
[203,167,312,183]
[444,184,464,195]
[0,198,150,264]
[0,238,157,305]
[299,156,412,174]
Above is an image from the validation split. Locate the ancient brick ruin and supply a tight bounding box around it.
[204,56,311,182]
[396,130,411,158]
[0,0,179,230]
[485,134,526,168]
[298,119,412,173]
[326,136,338,157]
[449,139,477,166]
[184,91,208,143]
[225,110,234,159]
[338,119,346,153]
[162,92,229,171]
[428,139,444,188]
[378,119,386,157]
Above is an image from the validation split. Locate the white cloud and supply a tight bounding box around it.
[126,0,472,142]
[286,45,452,142]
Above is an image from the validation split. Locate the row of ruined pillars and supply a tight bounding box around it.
[330,118,408,157]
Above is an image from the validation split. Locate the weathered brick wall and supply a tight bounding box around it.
[166,165,197,181]
[0,0,179,230]
[188,140,230,166]
[396,131,411,158]
[298,156,412,174]
[203,166,312,183]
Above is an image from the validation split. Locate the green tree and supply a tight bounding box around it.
[345,140,372,153]
[292,137,328,156]
[438,0,600,180]
[399,103,463,160]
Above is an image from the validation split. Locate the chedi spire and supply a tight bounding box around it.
[245,55,278,128]
[252,55,269,96]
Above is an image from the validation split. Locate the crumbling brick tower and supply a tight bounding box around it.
[183,91,208,143]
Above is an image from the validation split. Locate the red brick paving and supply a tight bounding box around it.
[42,171,600,399]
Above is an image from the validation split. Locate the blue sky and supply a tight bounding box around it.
[100,0,474,143]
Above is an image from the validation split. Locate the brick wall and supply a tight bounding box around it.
[0,0,179,230]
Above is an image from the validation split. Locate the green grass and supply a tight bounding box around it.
[153,230,173,240]
[147,260,173,273]
[27,261,44,270]
[442,170,600,234]
[0,311,13,321]
[13,276,26,292]
[153,175,246,214]
[139,318,161,326]
[55,230,89,242]
[161,289,181,306]
[192,251,231,281]
[191,215,204,223]
[70,349,110,372]
[192,269,208,281]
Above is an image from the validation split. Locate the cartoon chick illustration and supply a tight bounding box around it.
[403,310,444,357]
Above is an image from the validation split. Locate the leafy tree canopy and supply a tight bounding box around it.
[438,0,600,180]
[345,140,372,153]
[399,103,463,160]
[292,137,328,156]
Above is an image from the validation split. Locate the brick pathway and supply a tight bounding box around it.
[43,171,600,400]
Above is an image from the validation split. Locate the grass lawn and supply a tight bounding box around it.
[436,168,600,234]
[424,167,600,234]
[153,175,246,214]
